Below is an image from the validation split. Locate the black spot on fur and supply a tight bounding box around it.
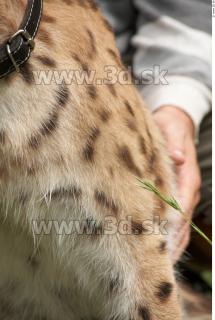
[29,136,41,150]
[139,135,147,154]
[138,306,151,320]
[87,85,98,99]
[159,241,167,253]
[56,83,70,107]
[117,145,142,178]
[86,28,97,57]
[125,100,135,117]
[19,63,34,84]
[155,176,164,188]
[107,48,122,67]
[156,282,173,302]
[131,220,147,235]
[87,0,98,11]
[38,28,53,45]
[0,131,6,144]
[99,109,111,122]
[83,218,104,235]
[71,54,90,74]
[42,14,56,23]
[106,83,117,97]
[107,49,118,59]
[89,127,100,140]
[29,108,59,149]
[109,274,120,293]
[149,151,157,171]
[83,127,100,161]
[40,109,59,137]
[83,144,94,161]
[125,119,138,132]
[146,126,153,143]
[94,190,119,214]
[81,62,90,74]
[50,186,82,200]
[71,53,81,62]
[35,55,57,68]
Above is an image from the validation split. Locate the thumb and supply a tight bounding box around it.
[171,150,185,165]
[164,129,186,166]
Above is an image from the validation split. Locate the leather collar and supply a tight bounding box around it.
[0,0,43,79]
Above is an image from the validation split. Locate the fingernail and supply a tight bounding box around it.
[172,150,185,163]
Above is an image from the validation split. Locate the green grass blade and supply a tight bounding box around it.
[138,179,212,246]
[190,222,212,246]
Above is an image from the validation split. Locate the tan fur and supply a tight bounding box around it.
[0,0,182,319]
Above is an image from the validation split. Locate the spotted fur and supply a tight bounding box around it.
[0,0,182,319]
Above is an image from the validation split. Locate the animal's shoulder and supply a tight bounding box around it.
[0,0,173,212]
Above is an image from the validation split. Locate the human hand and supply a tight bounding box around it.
[153,106,201,261]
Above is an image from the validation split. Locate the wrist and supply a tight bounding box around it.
[154,105,195,139]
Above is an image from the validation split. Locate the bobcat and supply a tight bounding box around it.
[0,0,182,319]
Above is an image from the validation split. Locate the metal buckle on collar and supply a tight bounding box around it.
[6,29,35,73]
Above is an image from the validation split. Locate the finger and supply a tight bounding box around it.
[176,166,196,214]
[179,189,195,216]
[171,150,185,166]
[176,145,201,213]
[165,130,186,163]
[178,170,201,214]
[177,223,190,243]
[154,115,186,162]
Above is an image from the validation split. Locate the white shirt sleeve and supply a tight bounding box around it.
[141,75,212,130]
